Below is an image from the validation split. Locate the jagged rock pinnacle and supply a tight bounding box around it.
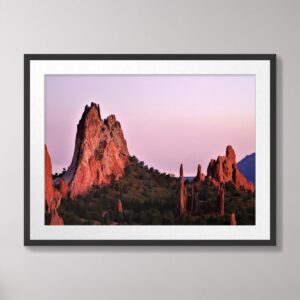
[61,102,130,199]
[207,145,254,192]
[179,164,187,216]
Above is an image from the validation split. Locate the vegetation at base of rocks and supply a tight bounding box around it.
[47,156,255,226]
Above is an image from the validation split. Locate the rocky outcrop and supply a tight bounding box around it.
[45,145,64,225]
[216,182,225,216]
[117,199,123,213]
[58,179,69,199]
[207,145,254,192]
[45,145,61,212]
[231,212,237,225]
[50,209,64,225]
[193,164,205,182]
[190,184,195,212]
[179,164,187,216]
[61,102,130,199]
[45,145,54,212]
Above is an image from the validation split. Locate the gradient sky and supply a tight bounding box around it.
[45,75,255,176]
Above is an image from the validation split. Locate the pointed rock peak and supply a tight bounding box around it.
[45,144,53,212]
[179,163,187,216]
[105,114,117,128]
[179,164,184,178]
[197,164,201,176]
[80,102,101,125]
[44,145,64,225]
[226,145,236,162]
[194,164,205,182]
[117,199,123,213]
[62,102,130,199]
[231,212,237,225]
[89,101,100,112]
[207,145,254,193]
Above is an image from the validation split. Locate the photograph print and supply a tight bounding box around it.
[25,55,275,245]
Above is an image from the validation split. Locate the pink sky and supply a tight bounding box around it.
[45,75,255,176]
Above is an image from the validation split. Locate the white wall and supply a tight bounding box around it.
[0,0,298,299]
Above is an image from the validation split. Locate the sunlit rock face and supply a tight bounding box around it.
[231,212,237,225]
[45,145,54,212]
[58,179,69,199]
[62,102,130,199]
[45,145,64,225]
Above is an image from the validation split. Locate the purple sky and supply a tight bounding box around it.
[45,75,255,176]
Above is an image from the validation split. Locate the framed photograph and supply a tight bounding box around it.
[24,54,276,246]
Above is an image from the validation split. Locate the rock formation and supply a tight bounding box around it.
[187,184,199,214]
[216,182,225,216]
[45,145,64,225]
[191,184,195,212]
[58,179,69,199]
[61,102,130,199]
[45,145,61,212]
[179,164,187,216]
[231,212,237,225]
[50,209,64,225]
[45,145,54,212]
[117,199,123,213]
[193,164,205,182]
[207,145,254,192]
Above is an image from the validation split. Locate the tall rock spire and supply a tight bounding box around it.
[216,182,225,216]
[179,164,187,216]
[230,212,237,225]
[61,102,130,199]
[194,164,205,182]
[117,199,123,213]
[45,145,64,225]
[45,145,54,212]
[196,164,201,180]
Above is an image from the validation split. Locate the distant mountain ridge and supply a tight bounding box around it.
[237,153,255,186]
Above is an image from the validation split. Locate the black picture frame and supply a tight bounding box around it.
[24,54,276,246]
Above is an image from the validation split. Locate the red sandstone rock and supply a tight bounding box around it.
[193,164,205,182]
[45,145,64,225]
[216,183,225,216]
[206,175,219,188]
[190,184,195,212]
[52,188,62,210]
[45,145,53,212]
[226,145,236,161]
[50,209,64,225]
[61,102,130,199]
[117,199,123,213]
[207,145,254,192]
[189,184,199,213]
[179,164,187,216]
[45,145,62,211]
[231,212,237,225]
[58,179,69,199]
